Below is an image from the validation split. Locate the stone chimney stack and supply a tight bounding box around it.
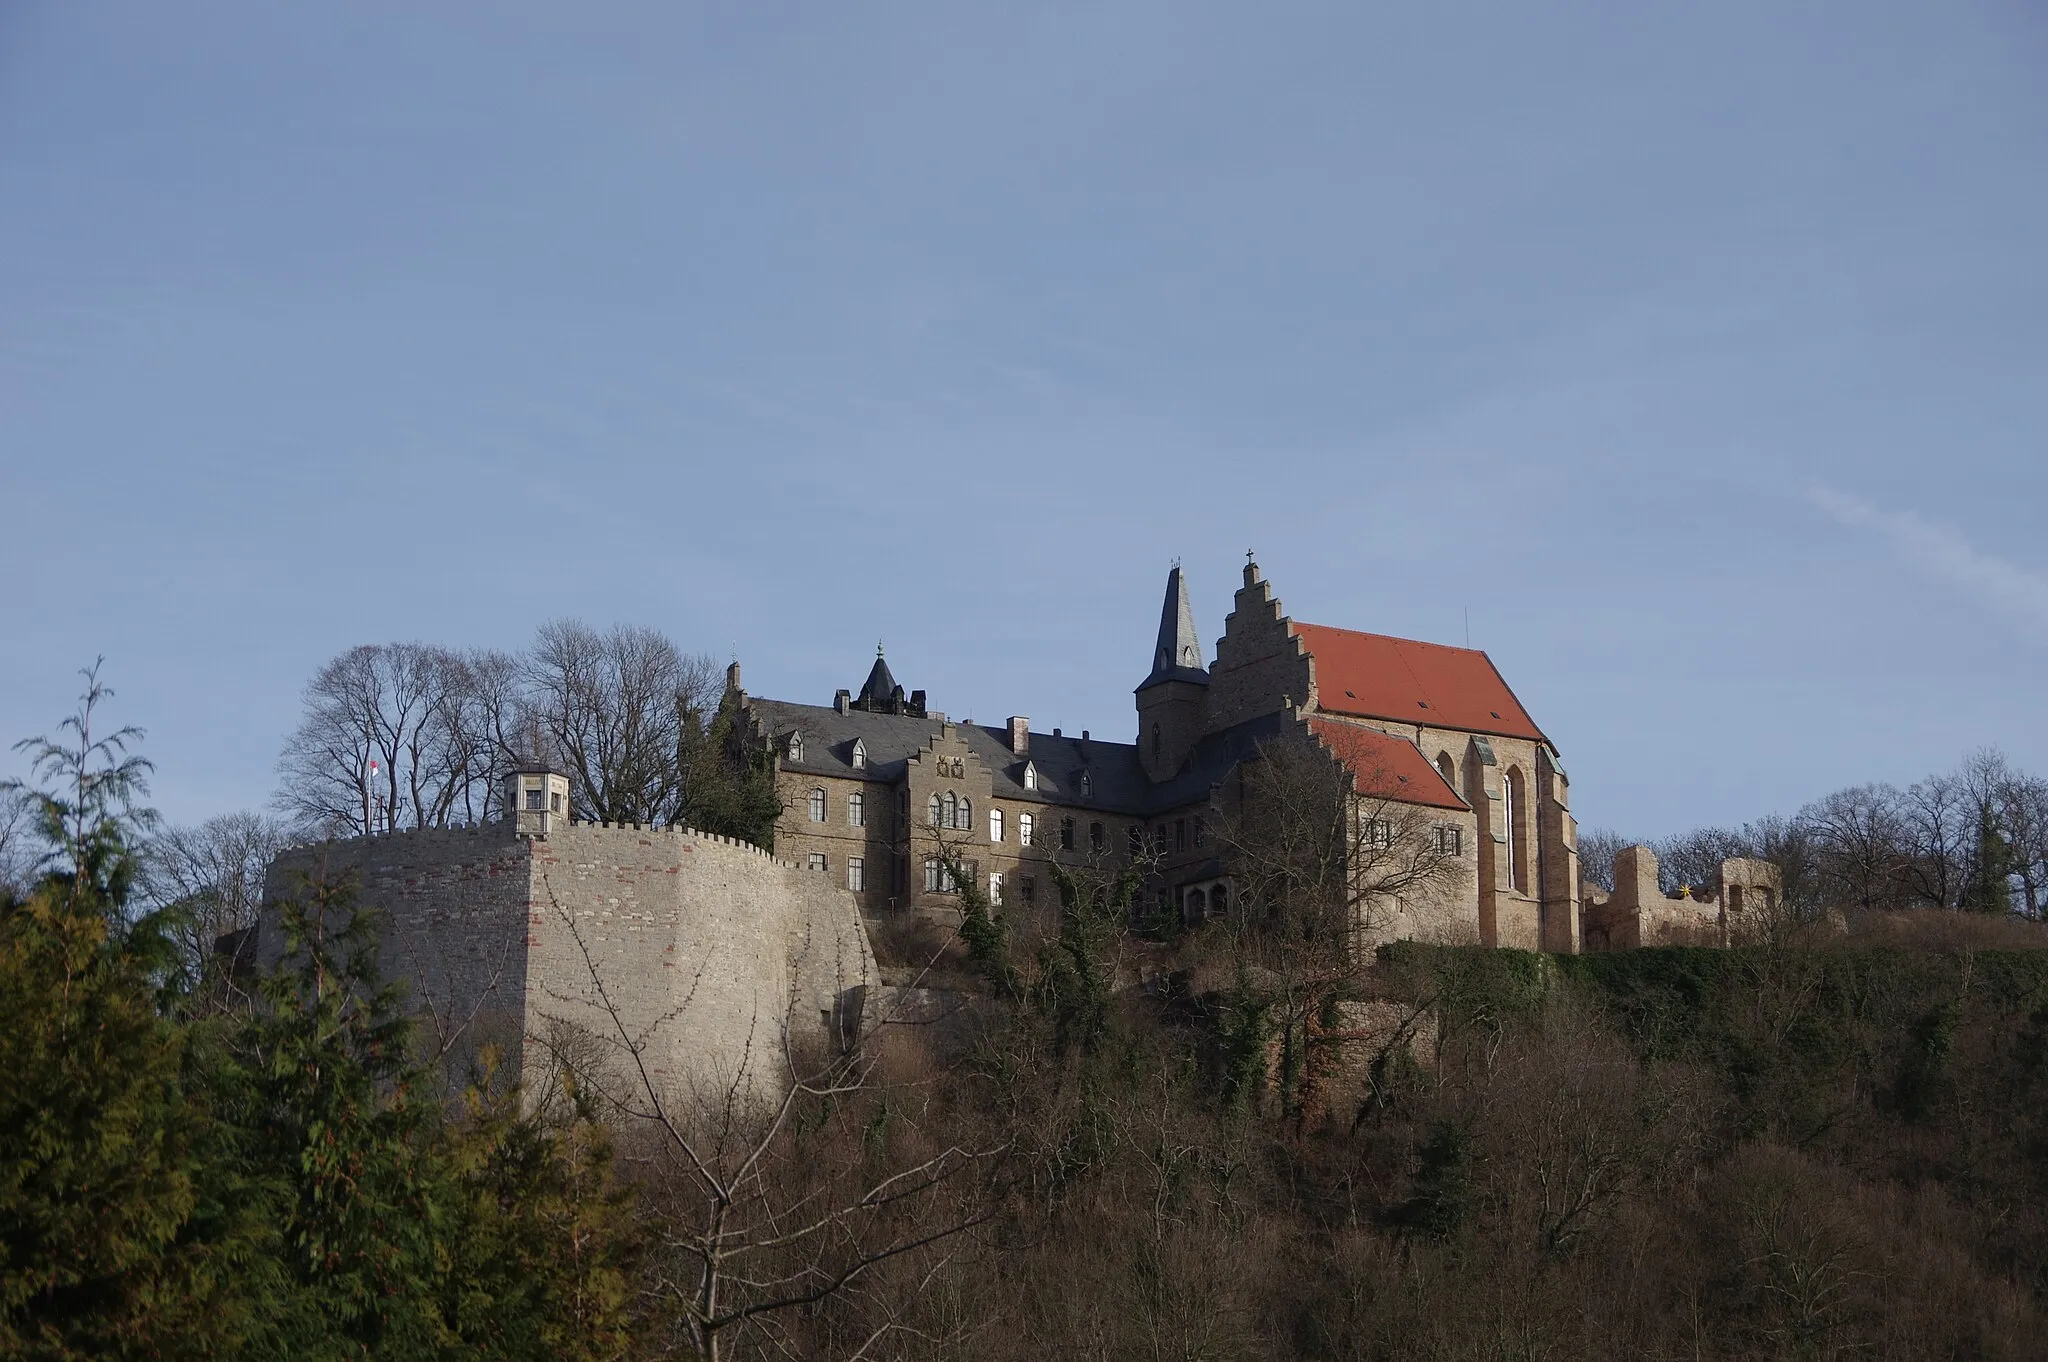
[834,689,851,715]
[1008,716,1029,754]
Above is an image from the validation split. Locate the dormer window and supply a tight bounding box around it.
[1022,761,1038,791]
[850,738,866,770]
[786,731,803,763]
[1079,771,1093,798]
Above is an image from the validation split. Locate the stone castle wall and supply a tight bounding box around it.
[264,820,875,1104]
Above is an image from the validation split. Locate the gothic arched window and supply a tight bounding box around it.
[957,796,973,831]
[941,791,958,829]
[927,794,941,827]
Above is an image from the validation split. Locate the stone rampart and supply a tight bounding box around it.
[263,819,875,1105]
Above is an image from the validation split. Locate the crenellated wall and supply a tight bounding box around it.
[263,818,875,1104]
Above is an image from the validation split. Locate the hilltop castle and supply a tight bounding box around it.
[261,557,1774,1102]
[743,557,1582,953]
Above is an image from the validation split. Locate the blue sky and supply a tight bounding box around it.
[3,1,2045,840]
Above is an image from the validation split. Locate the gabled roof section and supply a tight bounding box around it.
[1137,565,1210,690]
[1295,622,1546,743]
[1308,717,1468,811]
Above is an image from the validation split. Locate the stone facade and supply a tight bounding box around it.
[262,771,875,1102]
[744,558,1583,956]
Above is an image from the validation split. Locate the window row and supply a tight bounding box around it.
[807,788,868,827]
[804,850,869,893]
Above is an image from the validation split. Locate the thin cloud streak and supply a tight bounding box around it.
[1807,484,2048,637]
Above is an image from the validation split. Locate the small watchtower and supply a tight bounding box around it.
[503,766,571,838]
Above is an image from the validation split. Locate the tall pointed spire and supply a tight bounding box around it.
[1139,564,1209,689]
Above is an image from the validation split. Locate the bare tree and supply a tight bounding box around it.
[143,810,291,972]
[1210,730,1462,1117]
[274,642,495,836]
[1576,827,1632,895]
[536,893,998,1361]
[1800,784,1909,914]
[524,621,725,826]
[0,786,35,899]
[1896,769,1975,910]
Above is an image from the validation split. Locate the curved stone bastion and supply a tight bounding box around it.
[261,809,876,1106]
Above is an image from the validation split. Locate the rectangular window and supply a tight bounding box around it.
[1018,812,1034,846]
[1175,818,1187,851]
[1060,818,1075,851]
[1192,816,1205,848]
[847,856,865,892]
[989,872,1003,906]
[807,852,827,873]
[848,792,864,827]
[923,858,943,894]
[1020,875,1036,905]
[990,807,1004,843]
[1364,819,1393,851]
[525,788,545,811]
[1434,825,1462,855]
[1090,821,1104,851]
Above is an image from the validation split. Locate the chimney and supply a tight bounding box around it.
[725,660,743,694]
[1008,716,1029,754]
[1080,730,1091,759]
[1052,727,1062,738]
[834,689,851,715]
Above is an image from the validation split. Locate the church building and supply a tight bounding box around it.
[734,558,1581,953]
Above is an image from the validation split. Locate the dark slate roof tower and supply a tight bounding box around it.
[850,643,926,717]
[1135,565,1210,781]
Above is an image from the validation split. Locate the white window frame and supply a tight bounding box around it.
[1022,761,1037,791]
[850,739,866,770]
[989,871,1003,907]
[807,852,827,873]
[847,856,865,892]
[989,807,1004,843]
[808,788,826,823]
[1018,811,1034,846]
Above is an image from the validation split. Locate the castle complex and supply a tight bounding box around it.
[745,557,1583,953]
[261,557,1774,1100]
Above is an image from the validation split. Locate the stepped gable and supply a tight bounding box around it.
[1295,622,1546,744]
[1307,716,1468,811]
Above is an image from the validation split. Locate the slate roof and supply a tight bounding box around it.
[1295,622,1547,744]
[749,699,1165,814]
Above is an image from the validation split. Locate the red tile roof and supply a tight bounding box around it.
[1295,622,1546,744]
[1307,717,1468,811]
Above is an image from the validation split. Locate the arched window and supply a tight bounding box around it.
[1018,812,1034,846]
[851,739,866,770]
[927,794,941,826]
[808,788,826,822]
[1504,766,1528,894]
[941,791,958,830]
[1090,820,1104,851]
[957,796,972,831]
[989,807,1004,843]
[848,791,864,827]
[1211,883,1229,916]
[1186,887,1207,920]
[786,732,803,763]
[1022,762,1038,791]
[1079,771,1093,798]
[1437,752,1456,789]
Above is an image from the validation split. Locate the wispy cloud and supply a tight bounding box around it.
[1806,484,2048,637]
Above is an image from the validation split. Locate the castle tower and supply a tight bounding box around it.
[1135,564,1210,781]
[504,765,571,837]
